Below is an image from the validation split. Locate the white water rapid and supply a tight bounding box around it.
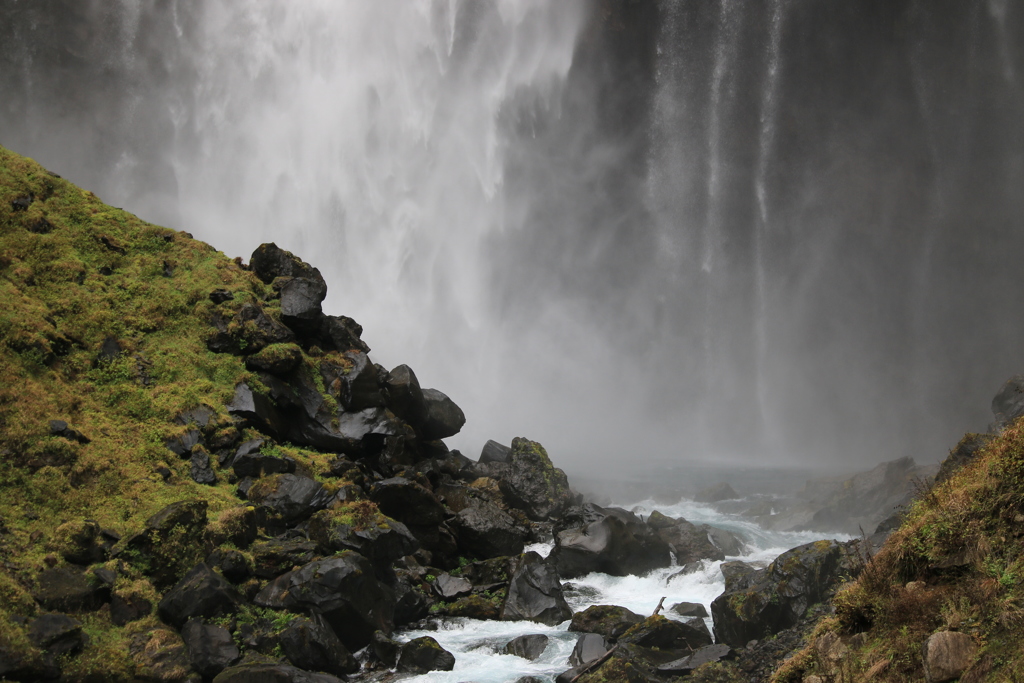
[395,496,849,682]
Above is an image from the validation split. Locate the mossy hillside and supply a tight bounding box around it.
[772,419,1024,683]
[0,144,370,677]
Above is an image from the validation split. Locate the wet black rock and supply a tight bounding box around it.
[396,636,456,674]
[207,548,254,584]
[247,473,331,532]
[499,438,572,521]
[501,551,572,625]
[619,615,713,651]
[307,509,418,570]
[254,552,395,649]
[130,629,201,683]
[52,518,107,565]
[165,429,201,458]
[711,539,851,648]
[244,343,303,374]
[551,506,670,579]
[504,634,549,661]
[190,445,217,485]
[181,618,240,679]
[33,566,107,612]
[28,613,84,656]
[212,659,344,682]
[226,382,289,438]
[417,388,466,440]
[279,613,358,676]
[110,591,152,626]
[157,563,246,628]
[568,605,644,640]
[229,438,296,479]
[449,500,529,560]
[251,538,320,579]
[432,573,473,600]
[657,643,734,675]
[670,601,709,619]
[480,439,511,464]
[647,510,725,565]
[370,477,446,527]
[570,633,611,668]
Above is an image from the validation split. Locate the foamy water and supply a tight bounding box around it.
[395,496,850,682]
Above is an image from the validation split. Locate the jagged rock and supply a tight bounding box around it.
[247,473,331,531]
[705,525,746,556]
[321,351,383,411]
[320,315,370,354]
[396,636,456,674]
[209,302,297,355]
[570,633,611,667]
[370,477,446,527]
[251,243,324,284]
[28,613,83,656]
[278,276,327,330]
[226,382,288,437]
[695,482,739,503]
[165,429,201,458]
[111,591,152,626]
[212,660,343,682]
[393,573,431,626]
[449,499,529,559]
[501,551,572,625]
[670,601,709,618]
[279,613,358,676]
[251,538,321,579]
[619,615,713,651]
[551,506,671,578]
[229,438,295,479]
[657,644,734,675]
[33,566,107,612]
[157,563,245,628]
[923,631,977,683]
[499,438,573,521]
[371,631,401,668]
[648,512,725,564]
[181,619,240,679]
[51,518,107,565]
[190,445,216,485]
[504,634,549,661]
[569,605,644,640]
[244,343,303,374]
[433,573,473,600]
[254,552,395,649]
[206,549,254,584]
[992,375,1024,431]
[711,540,851,647]
[417,387,466,440]
[720,560,760,592]
[307,508,418,568]
[130,628,201,683]
[480,439,511,464]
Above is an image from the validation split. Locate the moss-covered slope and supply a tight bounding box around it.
[773,424,1024,682]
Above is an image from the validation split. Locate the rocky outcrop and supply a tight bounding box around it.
[569,605,644,640]
[711,540,854,647]
[501,552,573,625]
[396,637,456,674]
[499,438,573,521]
[550,505,671,578]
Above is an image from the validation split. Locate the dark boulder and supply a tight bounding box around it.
[501,551,572,625]
[250,243,325,284]
[433,573,473,600]
[279,613,358,676]
[396,636,456,674]
[110,591,152,626]
[181,618,240,679]
[711,540,851,647]
[449,499,529,560]
[705,525,746,556]
[157,563,246,628]
[480,439,511,464]
[657,643,734,676]
[670,602,709,619]
[246,473,330,531]
[650,513,725,565]
[165,428,201,458]
[371,631,402,668]
[251,538,320,579]
[307,508,419,569]
[254,552,395,649]
[570,633,611,668]
[190,445,217,485]
[568,605,644,640]
[694,482,739,503]
[384,364,426,425]
[551,508,671,579]
[278,276,328,330]
[393,573,432,626]
[208,302,297,355]
[229,438,295,479]
[226,382,288,437]
[720,560,761,592]
[439,594,502,620]
[28,613,84,656]
[320,351,383,411]
[48,420,90,444]
[33,566,107,612]
[320,315,370,354]
[504,634,549,661]
[212,659,343,683]
[992,374,1024,431]
[207,549,254,584]
[417,388,466,440]
[618,615,713,651]
[499,438,572,521]
[369,477,446,527]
